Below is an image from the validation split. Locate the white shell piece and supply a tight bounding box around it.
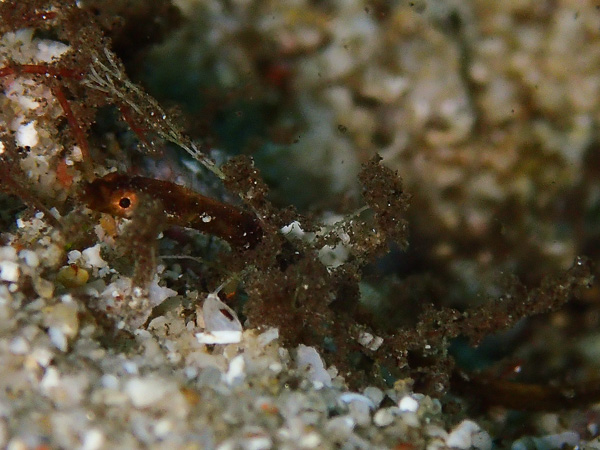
[202,293,243,334]
[357,331,383,351]
[147,281,177,308]
[223,354,246,385]
[296,344,332,387]
[15,121,39,148]
[196,330,242,345]
[82,244,107,269]
[257,328,279,347]
[281,221,305,237]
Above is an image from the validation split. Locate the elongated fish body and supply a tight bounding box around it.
[82,173,262,249]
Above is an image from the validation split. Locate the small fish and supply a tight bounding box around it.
[81,173,262,248]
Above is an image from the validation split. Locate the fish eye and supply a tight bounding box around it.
[119,197,131,209]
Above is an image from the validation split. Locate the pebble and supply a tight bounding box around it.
[446,420,491,450]
[81,429,105,450]
[325,415,355,439]
[373,408,396,427]
[363,386,384,407]
[18,250,39,268]
[0,261,19,282]
[398,395,420,412]
[338,392,375,410]
[125,377,174,408]
[8,337,29,355]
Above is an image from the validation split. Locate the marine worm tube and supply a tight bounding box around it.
[82,173,262,248]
